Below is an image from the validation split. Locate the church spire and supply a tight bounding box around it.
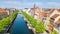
[34,3,36,8]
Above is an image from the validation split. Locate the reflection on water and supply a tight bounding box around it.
[9,13,33,34]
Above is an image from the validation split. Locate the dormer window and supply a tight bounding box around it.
[50,18,55,22]
[34,14,37,16]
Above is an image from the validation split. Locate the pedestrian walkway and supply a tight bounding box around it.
[43,31,49,34]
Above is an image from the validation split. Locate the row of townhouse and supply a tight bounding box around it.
[23,4,60,33]
[45,9,60,32]
[0,8,16,20]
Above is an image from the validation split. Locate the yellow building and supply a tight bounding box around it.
[46,16,54,32]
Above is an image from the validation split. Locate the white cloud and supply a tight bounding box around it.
[0,1,44,8]
[0,1,60,8]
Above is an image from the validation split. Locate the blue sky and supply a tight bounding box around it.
[0,0,60,8]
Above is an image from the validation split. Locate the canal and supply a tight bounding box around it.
[9,13,33,34]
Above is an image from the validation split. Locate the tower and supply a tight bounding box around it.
[32,3,36,17]
[34,3,36,8]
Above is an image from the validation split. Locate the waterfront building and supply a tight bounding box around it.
[46,9,60,32]
[0,8,8,20]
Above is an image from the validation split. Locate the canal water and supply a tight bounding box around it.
[9,13,32,34]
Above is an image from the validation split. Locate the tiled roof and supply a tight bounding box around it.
[50,13,60,24]
[0,8,5,12]
[33,8,40,12]
[55,18,60,24]
[28,10,31,13]
[40,12,47,17]
[51,14,59,18]
[35,11,47,17]
[47,9,55,14]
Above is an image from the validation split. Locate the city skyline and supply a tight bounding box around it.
[0,0,60,8]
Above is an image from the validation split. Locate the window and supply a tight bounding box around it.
[34,14,37,16]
